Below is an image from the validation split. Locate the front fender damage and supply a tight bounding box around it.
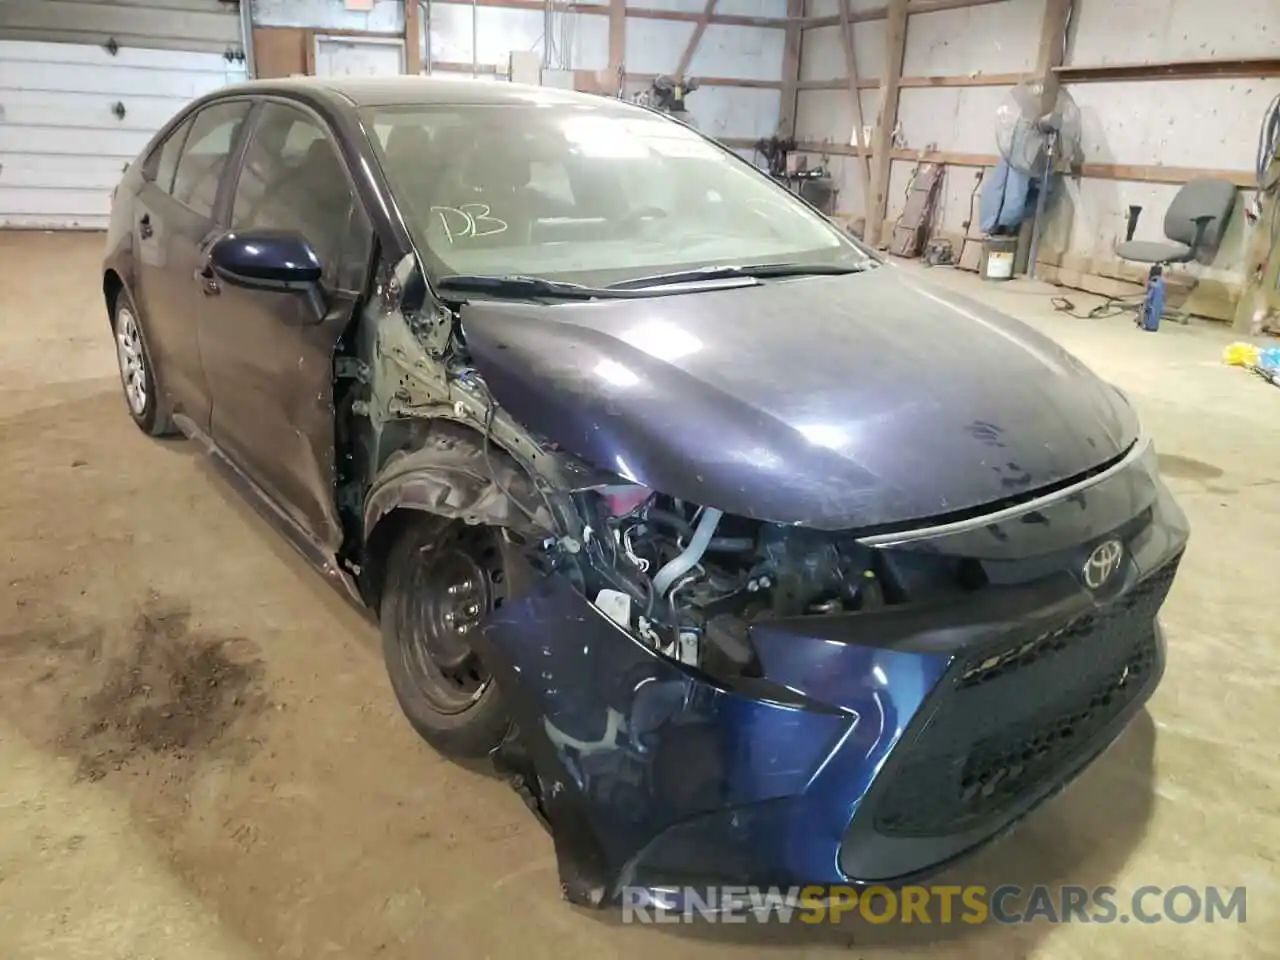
[363,424,553,538]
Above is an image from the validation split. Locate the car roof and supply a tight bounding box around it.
[218,75,641,111]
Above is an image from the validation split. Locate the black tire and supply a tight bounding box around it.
[380,515,511,758]
[111,289,176,437]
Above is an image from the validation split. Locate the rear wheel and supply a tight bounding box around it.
[380,515,511,757]
[112,291,175,437]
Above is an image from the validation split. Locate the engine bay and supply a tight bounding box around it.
[543,484,989,676]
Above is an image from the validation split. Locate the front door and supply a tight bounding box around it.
[198,100,373,552]
[133,100,251,432]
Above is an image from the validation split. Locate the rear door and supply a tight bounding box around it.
[198,99,373,551]
[132,99,251,431]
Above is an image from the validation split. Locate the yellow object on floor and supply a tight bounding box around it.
[1223,342,1261,366]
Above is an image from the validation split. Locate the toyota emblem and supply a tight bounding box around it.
[1082,539,1124,589]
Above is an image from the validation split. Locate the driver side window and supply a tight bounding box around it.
[230,102,370,288]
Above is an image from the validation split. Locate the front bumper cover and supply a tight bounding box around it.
[470,439,1188,906]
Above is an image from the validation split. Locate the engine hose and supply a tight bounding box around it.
[645,508,755,553]
[586,536,655,616]
[652,507,724,597]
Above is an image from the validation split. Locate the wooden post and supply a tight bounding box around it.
[866,0,907,247]
[778,0,804,137]
[676,0,719,77]
[837,0,873,214]
[608,0,626,94]
[1035,0,1073,114]
[404,0,423,74]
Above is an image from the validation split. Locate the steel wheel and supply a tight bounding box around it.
[396,524,506,715]
[115,306,147,416]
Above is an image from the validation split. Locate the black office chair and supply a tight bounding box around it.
[1116,178,1236,329]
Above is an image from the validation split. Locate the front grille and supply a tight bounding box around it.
[873,554,1181,838]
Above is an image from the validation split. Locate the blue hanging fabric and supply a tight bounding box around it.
[980,158,1039,234]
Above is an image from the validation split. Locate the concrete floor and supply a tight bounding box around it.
[0,230,1277,960]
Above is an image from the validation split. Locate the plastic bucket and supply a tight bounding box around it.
[982,237,1017,281]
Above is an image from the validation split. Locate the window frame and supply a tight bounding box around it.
[225,97,375,292]
[150,97,255,220]
[141,115,195,194]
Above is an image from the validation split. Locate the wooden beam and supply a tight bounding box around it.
[1079,162,1255,188]
[1054,55,1280,83]
[900,71,1027,87]
[1035,0,1071,115]
[628,73,782,89]
[627,5,787,27]
[676,0,719,78]
[802,0,1010,29]
[403,0,790,28]
[429,60,787,88]
[797,72,1026,90]
[778,0,805,138]
[836,0,872,209]
[608,0,626,93]
[866,0,907,246]
[404,0,422,74]
[307,27,403,40]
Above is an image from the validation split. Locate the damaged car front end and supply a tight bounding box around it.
[347,255,1186,909]
[273,83,1188,907]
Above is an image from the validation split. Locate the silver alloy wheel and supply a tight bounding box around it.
[115,307,147,416]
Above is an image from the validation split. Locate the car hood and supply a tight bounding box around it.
[458,266,1140,530]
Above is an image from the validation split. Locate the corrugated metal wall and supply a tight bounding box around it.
[0,0,243,55]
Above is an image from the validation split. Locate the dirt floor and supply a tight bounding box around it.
[1,230,1277,959]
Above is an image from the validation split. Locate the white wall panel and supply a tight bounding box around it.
[625,18,697,74]
[1069,0,1279,65]
[689,25,785,80]
[799,21,886,82]
[1068,78,1280,172]
[688,87,783,138]
[795,88,880,143]
[428,3,607,71]
[253,0,404,32]
[627,0,787,15]
[896,85,1010,154]
[902,0,1043,76]
[806,0,887,17]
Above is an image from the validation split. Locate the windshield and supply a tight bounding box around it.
[361,99,871,288]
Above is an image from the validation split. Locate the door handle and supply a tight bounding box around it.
[195,263,221,296]
[138,213,153,239]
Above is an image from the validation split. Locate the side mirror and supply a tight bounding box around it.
[208,230,322,291]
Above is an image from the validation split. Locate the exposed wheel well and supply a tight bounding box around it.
[103,271,124,328]
[358,506,413,612]
[356,423,551,613]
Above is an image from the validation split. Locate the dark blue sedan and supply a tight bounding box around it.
[103,76,1188,907]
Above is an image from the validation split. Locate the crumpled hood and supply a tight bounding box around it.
[459,266,1139,530]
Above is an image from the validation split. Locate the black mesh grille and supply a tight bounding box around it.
[873,554,1181,838]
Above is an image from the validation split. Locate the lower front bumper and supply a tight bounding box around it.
[470,452,1188,907]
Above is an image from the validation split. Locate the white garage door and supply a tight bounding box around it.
[0,40,246,229]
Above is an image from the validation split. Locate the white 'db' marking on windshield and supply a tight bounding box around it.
[430,204,509,243]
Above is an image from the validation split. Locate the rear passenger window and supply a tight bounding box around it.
[144,116,193,193]
[171,101,251,218]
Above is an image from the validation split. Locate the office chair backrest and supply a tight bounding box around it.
[1164,178,1236,252]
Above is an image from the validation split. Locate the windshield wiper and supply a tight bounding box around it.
[436,274,627,301]
[607,260,876,290]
